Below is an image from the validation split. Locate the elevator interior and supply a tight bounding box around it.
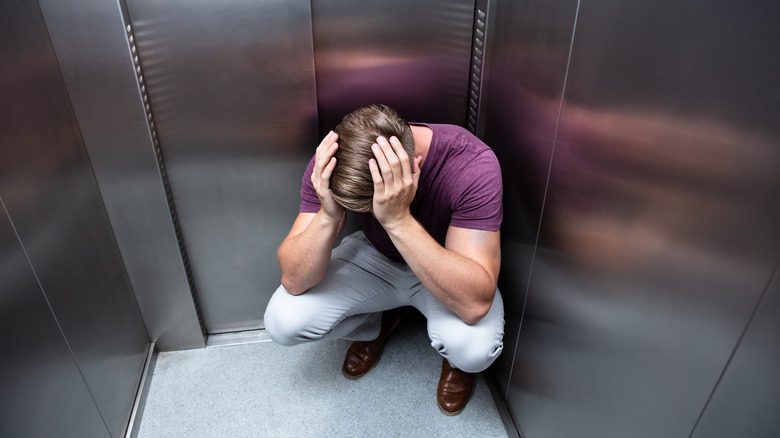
[1,0,779,437]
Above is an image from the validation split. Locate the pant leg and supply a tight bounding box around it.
[411,287,505,373]
[264,232,408,346]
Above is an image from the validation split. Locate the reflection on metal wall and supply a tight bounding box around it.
[484,0,580,397]
[312,0,475,132]
[486,0,780,436]
[125,0,319,333]
[0,1,149,436]
[38,0,205,350]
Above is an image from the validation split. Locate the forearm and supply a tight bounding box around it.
[277,211,344,294]
[384,218,496,324]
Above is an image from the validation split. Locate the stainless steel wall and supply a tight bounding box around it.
[38,0,205,350]
[485,0,780,436]
[124,0,320,334]
[0,1,150,436]
[691,266,780,437]
[312,0,475,132]
[0,201,110,438]
[484,0,580,394]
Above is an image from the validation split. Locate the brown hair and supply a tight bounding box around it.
[331,105,415,212]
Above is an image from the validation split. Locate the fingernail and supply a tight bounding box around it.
[372,144,378,151]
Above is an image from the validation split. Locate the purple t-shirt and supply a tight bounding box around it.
[300,123,503,261]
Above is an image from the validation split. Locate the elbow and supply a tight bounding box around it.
[459,284,496,325]
[460,300,492,325]
[280,276,307,296]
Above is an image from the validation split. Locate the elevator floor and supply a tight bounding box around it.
[137,323,509,437]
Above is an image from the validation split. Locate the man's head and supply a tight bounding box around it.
[331,104,415,212]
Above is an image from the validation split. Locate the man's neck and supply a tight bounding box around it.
[410,125,432,161]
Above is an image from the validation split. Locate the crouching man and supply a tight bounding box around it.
[264,105,504,415]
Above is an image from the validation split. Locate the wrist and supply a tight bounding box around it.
[317,208,343,229]
[380,212,416,236]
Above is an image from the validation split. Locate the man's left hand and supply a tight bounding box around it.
[368,136,423,230]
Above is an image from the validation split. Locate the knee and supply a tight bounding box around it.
[263,312,299,347]
[263,286,320,346]
[430,327,504,373]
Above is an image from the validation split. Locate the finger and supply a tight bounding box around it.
[321,156,337,181]
[316,131,337,151]
[388,136,411,182]
[368,158,384,192]
[376,136,404,185]
[316,142,338,176]
[377,136,400,169]
[315,132,338,167]
[371,140,394,186]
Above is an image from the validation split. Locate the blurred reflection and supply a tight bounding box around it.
[548,104,780,275]
[312,0,474,131]
[487,50,780,279]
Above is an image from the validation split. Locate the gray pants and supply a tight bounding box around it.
[264,231,505,373]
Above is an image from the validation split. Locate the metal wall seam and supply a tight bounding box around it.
[119,8,207,337]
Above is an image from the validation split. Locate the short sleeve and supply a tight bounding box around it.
[300,154,321,213]
[449,150,503,231]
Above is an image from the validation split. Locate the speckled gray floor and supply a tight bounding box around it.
[137,324,509,438]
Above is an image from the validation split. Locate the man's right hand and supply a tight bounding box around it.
[311,131,345,223]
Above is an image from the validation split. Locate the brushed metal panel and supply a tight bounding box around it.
[125,0,319,333]
[483,0,580,399]
[505,0,780,436]
[691,267,780,437]
[0,2,149,435]
[0,199,109,438]
[312,0,475,132]
[37,0,206,351]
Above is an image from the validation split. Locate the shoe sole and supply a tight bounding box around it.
[437,400,466,416]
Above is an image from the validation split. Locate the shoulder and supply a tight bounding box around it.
[429,125,493,156]
[429,126,497,172]
[427,123,477,140]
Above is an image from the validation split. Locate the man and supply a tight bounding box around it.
[264,105,504,415]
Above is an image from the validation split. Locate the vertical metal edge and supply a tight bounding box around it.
[474,0,497,139]
[117,0,208,338]
[34,0,151,345]
[37,0,206,351]
[124,342,157,438]
[501,0,582,403]
[466,0,484,133]
[307,0,323,136]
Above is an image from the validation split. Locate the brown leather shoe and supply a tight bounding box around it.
[437,358,474,416]
[342,309,404,379]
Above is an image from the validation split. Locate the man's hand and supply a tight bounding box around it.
[312,131,345,223]
[369,136,423,229]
